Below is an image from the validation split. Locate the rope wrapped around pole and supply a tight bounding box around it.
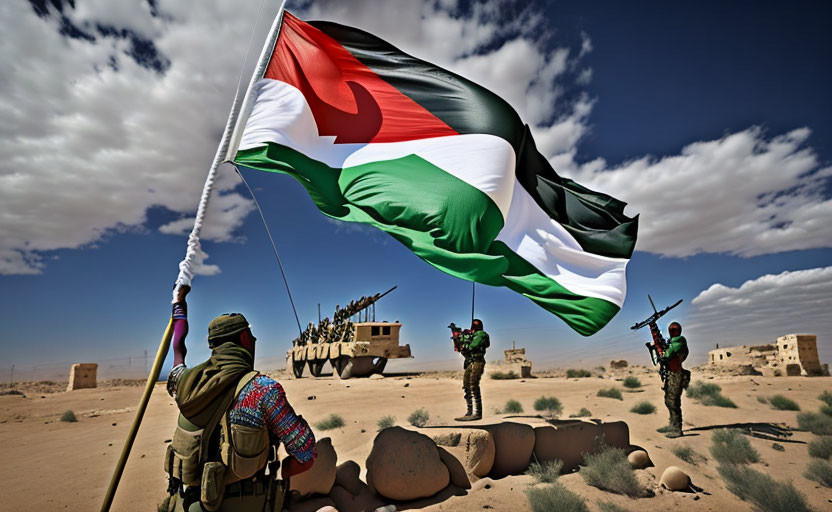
[99,3,287,510]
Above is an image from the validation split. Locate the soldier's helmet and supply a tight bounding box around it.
[668,321,682,336]
[471,318,484,331]
[208,313,252,347]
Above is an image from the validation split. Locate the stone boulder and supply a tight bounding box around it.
[288,437,337,496]
[334,460,363,496]
[437,447,471,489]
[628,450,652,469]
[660,466,690,491]
[366,426,449,501]
[464,430,496,478]
[485,422,535,477]
[328,484,388,512]
[533,421,630,472]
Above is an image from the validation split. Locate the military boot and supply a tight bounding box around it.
[455,395,473,421]
[468,388,483,420]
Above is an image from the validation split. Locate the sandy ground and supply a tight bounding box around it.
[1,368,831,512]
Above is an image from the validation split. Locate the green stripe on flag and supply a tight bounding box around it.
[235,143,620,335]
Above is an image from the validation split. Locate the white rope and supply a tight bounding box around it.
[173,0,286,303]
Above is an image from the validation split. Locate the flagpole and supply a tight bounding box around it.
[99,3,288,511]
[471,281,476,324]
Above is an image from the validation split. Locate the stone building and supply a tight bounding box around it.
[67,363,98,390]
[487,344,533,378]
[707,334,827,376]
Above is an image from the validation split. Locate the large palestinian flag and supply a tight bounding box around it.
[230,12,638,336]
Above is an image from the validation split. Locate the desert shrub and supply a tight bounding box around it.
[527,459,563,483]
[503,399,524,414]
[622,376,641,389]
[315,414,344,431]
[377,415,395,431]
[687,381,736,407]
[597,503,630,512]
[768,395,800,411]
[597,387,623,400]
[671,444,706,465]
[804,458,832,487]
[598,501,630,512]
[757,396,768,404]
[819,390,832,407]
[701,393,738,408]
[60,410,77,423]
[629,401,656,415]
[533,396,563,416]
[710,429,759,465]
[490,370,519,380]
[569,408,592,418]
[566,368,592,378]
[686,381,722,399]
[717,464,810,512]
[408,408,430,427]
[526,483,588,512]
[797,411,832,435]
[821,404,832,417]
[580,446,643,497]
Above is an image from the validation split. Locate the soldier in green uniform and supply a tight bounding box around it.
[657,321,690,438]
[453,319,490,421]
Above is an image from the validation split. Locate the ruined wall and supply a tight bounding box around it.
[777,334,823,376]
[709,335,827,377]
[67,363,97,390]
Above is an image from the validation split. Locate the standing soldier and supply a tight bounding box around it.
[450,319,490,421]
[162,285,317,511]
[657,321,690,438]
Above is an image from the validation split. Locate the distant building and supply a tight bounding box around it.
[487,343,533,378]
[708,334,828,376]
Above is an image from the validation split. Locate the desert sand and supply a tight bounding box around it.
[1,367,830,511]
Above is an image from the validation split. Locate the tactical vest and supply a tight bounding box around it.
[164,371,274,511]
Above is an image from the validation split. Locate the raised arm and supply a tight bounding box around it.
[166,285,190,397]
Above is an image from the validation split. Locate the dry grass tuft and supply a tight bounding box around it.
[580,446,643,497]
[315,414,345,431]
[710,429,759,465]
[597,387,623,400]
[527,459,563,483]
[408,408,430,427]
[526,483,588,512]
[717,464,810,512]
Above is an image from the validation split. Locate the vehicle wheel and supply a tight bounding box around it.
[292,358,305,378]
[372,357,388,375]
[309,359,327,377]
[338,356,374,379]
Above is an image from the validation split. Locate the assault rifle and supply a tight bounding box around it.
[448,322,469,352]
[630,295,682,384]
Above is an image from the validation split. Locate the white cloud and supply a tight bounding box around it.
[560,128,832,257]
[3,0,829,277]
[687,267,832,361]
[0,0,589,275]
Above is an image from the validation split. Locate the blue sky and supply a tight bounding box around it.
[1,0,830,377]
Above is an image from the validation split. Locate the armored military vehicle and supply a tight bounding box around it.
[286,286,412,378]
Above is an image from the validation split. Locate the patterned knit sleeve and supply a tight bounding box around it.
[257,376,317,463]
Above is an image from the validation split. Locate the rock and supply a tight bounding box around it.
[370,373,384,379]
[628,450,652,469]
[485,422,535,477]
[610,360,629,369]
[289,437,337,496]
[284,496,337,512]
[438,447,471,490]
[335,460,363,496]
[329,484,388,512]
[432,432,462,447]
[366,426,449,501]
[534,421,630,472]
[464,430,496,477]
[660,466,691,491]
[470,477,495,492]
